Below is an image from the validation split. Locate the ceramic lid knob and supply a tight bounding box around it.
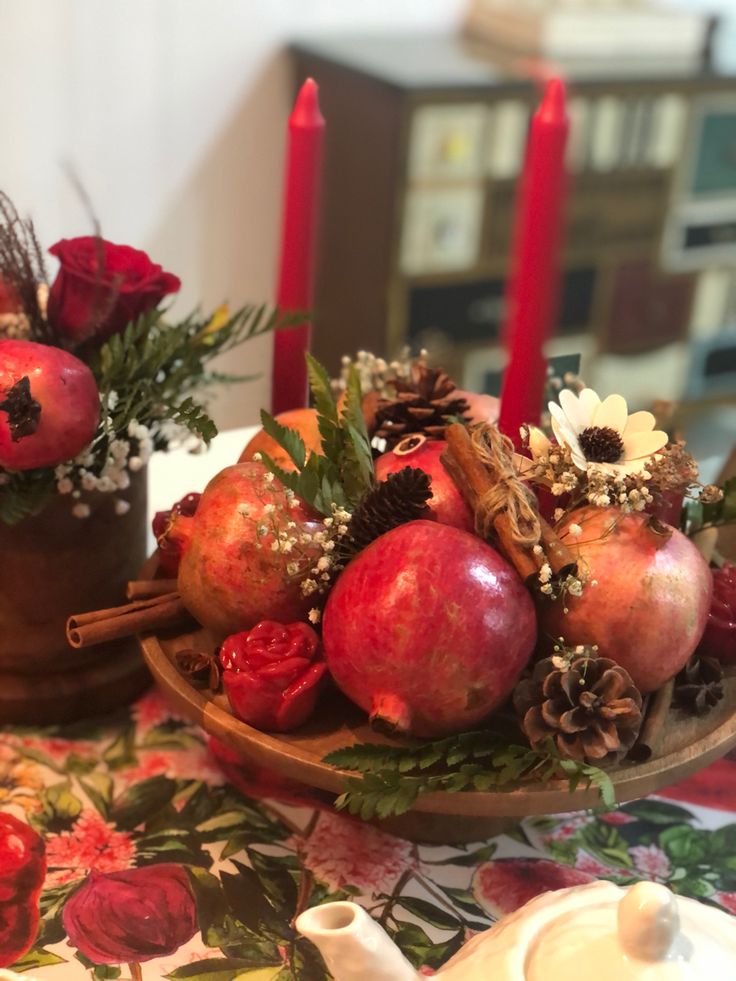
[618,882,680,961]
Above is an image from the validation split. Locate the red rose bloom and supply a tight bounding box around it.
[221,620,327,731]
[0,814,45,968]
[47,236,180,343]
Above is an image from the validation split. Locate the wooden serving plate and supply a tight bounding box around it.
[138,612,736,842]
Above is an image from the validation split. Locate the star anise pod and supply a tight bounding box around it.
[174,648,221,691]
[673,654,724,716]
[371,360,469,452]
[513,655,643,764]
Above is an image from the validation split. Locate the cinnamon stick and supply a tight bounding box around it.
[126,578,178,600]
[539,517,577,576]
[67,591,192,649]
[442,424,538,580]
[627,679,675,762]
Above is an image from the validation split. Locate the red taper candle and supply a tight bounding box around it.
[271,78,325,413]
[498,78,569,447]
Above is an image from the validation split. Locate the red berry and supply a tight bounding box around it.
[152,492,201,576]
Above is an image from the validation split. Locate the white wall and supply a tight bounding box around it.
[1,0,464,431]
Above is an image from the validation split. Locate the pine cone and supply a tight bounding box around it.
[513,656,643,764]
[371,361,469,452]
[673,654,724,716]
[344,467,432,554]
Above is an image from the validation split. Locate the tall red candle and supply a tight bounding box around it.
[271,78,325,414]
[498,78,569,447]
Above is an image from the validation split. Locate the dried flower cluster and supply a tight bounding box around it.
[332,346,419,399]
[247,452,353,624]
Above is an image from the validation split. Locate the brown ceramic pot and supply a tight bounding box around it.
[0,469,152,723]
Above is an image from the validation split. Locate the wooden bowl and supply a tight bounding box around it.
[138,611,736,842]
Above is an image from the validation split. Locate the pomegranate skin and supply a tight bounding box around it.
[374,438,474,533]
[176,463,320,637]
[539,506,713,694]
[0,339,99,470]
[322,520,536,737]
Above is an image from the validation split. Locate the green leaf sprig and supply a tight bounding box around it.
[323,732,615,820]
[258,353,374,517]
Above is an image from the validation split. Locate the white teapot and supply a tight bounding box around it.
[296,879,736,980]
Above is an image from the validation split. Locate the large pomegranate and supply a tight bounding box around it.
[374,434,474,532]
[322,520,536,737]
[0,339,99,470]
[539,506,712,693]
[172,463,321,636]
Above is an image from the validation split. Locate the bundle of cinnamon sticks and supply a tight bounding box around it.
[441,423,575,582]
[66,579,191,649]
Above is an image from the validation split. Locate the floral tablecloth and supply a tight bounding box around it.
[2,686,736,980]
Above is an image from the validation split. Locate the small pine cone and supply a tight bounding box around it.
[674,654,724,716]
[513,656,643,764]
[371,361,469,452]
[344,467,432,554]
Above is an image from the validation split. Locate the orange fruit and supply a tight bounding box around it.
[239,407,322,471]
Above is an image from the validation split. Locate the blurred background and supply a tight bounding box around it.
[2,0,735,472]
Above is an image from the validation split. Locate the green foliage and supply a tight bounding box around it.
[259,353,374,516]
[0,467,55,524]
[683,476,736,533]
[324,732,615,820]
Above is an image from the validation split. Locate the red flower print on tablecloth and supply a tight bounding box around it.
[300,811,418,895]
[0,743,44,813]
[629,844,671,880]
[599,810,636,826]
[714,892,736,915]
[119,748,224,787]
[131,688,190,733]
[45,810,135,887]
[574,850,621,878]
[472,859,595,918]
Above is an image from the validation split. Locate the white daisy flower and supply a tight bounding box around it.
[548,389,667,476]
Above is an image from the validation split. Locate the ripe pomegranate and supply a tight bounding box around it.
[0,339,99,470]
[322,520,536,737]
[539,506,713,693]
[171,463,321,636]
[374,434,474,532]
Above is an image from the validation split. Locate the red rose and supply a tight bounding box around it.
[221,620,327,731]
[62,865,197,964]
[47,237,180,343]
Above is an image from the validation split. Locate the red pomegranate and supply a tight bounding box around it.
[0,339,99,470]
[539,506,712,693]
[322,520,536,737]
[172,463,321,636]
[374,434,474,532]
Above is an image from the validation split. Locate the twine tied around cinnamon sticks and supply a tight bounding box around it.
[441,422,575,582]
[469,424,541,550]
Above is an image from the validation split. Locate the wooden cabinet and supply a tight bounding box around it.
[292,33,736,404]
